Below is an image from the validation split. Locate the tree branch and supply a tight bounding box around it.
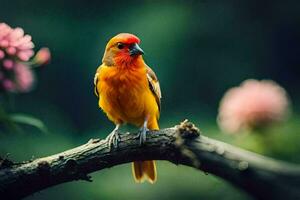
[0,120,300,200]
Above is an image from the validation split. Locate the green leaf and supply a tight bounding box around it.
[10,114,48,134]
[0,106,22,133]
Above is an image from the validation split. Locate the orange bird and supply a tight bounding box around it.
[94,33,161,183]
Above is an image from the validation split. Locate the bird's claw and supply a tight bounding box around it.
[137,126,149,146]
[106,129,120,150]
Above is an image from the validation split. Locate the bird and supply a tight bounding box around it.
[94,33,161,184]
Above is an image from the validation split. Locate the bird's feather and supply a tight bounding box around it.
[94,66,101,97]
[146,65,161,111]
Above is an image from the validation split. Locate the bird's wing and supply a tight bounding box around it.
[146,66,162,111]
[94,66,101,97]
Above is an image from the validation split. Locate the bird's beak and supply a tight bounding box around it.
[129,43,144,56]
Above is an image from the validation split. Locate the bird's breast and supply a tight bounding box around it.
[99,67,149,123]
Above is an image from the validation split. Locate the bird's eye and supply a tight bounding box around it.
[117,43,124,49]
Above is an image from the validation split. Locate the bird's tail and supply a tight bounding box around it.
[132,160,157,184]
[132,119,158,184]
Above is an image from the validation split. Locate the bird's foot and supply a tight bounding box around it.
[137,126,149,146]
[106,128,121,150]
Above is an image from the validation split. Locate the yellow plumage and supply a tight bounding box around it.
[96,64,159,128]
[94,33,161,183]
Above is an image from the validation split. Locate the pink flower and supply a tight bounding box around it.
[217,79,290,134]
[2,79,15,92]
[34,48,51,65]
[2,59,14,70]
[14,63,34,92]
[0,23,34,61]
[0,22,47,93]
[0,22,49,93]
[0,50,4,59]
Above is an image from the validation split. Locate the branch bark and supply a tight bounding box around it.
[0,120,299,200]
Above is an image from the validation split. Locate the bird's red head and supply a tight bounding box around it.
[102,33,144,67]
[112,33,141,44]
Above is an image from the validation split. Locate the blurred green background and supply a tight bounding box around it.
[1,1,300,199]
